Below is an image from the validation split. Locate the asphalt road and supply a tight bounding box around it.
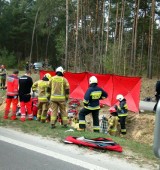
[0,140,86,170]
[0,127,155,170]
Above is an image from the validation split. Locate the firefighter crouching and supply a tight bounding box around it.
[3,70,19,120]
[32,73,51,123]
[48,66,70,129]
[115,94,128,135]
[78,76,108,132]
[107,107,119,136]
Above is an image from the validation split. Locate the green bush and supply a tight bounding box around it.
[0,48,18,68]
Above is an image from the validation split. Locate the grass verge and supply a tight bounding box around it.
[0,111,159,168]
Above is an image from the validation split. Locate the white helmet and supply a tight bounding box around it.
[89,76,98,84]
[116,94,124,101]
[56,66,64,73]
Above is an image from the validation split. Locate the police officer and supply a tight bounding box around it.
[48,66,70,128]
[32,73,51,123]
[78,76,108,132]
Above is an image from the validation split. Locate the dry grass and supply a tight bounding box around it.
[140,77,157,100]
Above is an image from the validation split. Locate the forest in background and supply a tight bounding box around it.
[0,0,160,78]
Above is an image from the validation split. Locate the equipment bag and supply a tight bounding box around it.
[64,136,122,152]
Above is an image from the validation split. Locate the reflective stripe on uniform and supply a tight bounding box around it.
[21,114,26,118]
[83,99,88,104]
[28,114,33,119]
[121,129,126,132]
[51,95,65,100]
[38,97,48,102]
[41,115,46,120]
[7,92,18,96]
[62,116,68,121]
[118,114,128,117]
[110,128,117,132]
[84,105,100,110]
[90,91,102,99]
[51,116,57,121]
[79,120,86,125]
[93,126,100,130]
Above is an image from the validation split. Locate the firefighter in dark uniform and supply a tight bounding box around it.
[115,94,128,135]
[19,70,33,121]
[153,81,160,112]
[78,76,108,132]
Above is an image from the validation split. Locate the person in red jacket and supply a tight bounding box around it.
[3,70,19,120]
[19,70,33,121]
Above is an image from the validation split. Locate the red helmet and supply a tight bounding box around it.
[109,107,116,113]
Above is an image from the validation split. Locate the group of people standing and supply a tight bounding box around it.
[3,67,70,128]
[3,70,33,121]
[2,66,128,136]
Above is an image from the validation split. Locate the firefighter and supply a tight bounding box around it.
[48,66,70,129]
[78,76,108,132]
[32,73,51,123]
[0,65,7,90]
[107,107,119,136]
[115,94,128,135]
[19,70,33,121]
[153,81,160,112]
[3,70,19,120]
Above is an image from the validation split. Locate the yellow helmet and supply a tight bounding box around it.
[44,73,51,80]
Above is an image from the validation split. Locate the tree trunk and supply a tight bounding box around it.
[45,29,50,59]
[29,7,40,64]
[65,0,69,71]
[113,1,119,73]
[105,0,111,55]
[133,0,140,75]
[148,0,155,79]
[130,0,139,75]
[74,0,79,72]
[100,0,105,73]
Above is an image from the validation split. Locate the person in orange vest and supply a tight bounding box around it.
[48,66,70,129]
[19,70,33,122]
[3,70,19,120]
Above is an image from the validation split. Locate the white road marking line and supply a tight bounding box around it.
[0,136,108,170]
